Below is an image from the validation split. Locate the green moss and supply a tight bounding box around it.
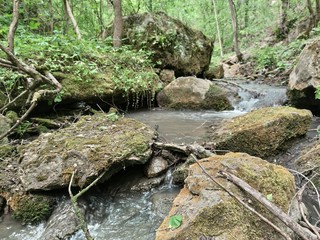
[13,195,55,224]
[201,85,233,110]
[0,144,16,158]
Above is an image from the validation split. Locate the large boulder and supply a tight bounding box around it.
[287,40,320,114]
[122,12,213,76]
[209,106,312,158]
[156,152,297,240]
[157,77,233,110]
[17,114,155,191]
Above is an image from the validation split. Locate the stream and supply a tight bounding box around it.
[0,82,291,239]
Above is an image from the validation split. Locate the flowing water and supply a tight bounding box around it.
[0,82,288,240]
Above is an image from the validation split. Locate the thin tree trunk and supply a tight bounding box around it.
[279,0,289,37]
[316,0,320,22]
[228,0,242,61]
[48,0,54,34]
[212,0,223,57]
[113,0,123,48]
[244,0,249,28]
[8,0,19,53]
[63,0,70,34]
[65,0,81,39]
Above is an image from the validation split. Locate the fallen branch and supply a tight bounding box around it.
[68,167,107,240]
[191,154,292,240]
[219,170,318,240]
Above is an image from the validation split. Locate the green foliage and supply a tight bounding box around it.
[13,195,55,224]
[168,214,183,229]
[16,121,32,137]
[315,87,320,100]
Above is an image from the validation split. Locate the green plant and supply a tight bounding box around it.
[168,214,183,229]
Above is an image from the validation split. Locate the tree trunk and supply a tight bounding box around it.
[48,0,54,34]
[113,0,123,48]
[279,0,289,38]
[316,0,320,22]
[211,0,223,57]
[244,0,249,28]
[63,0,70,34]
[8,0,19,53]
[64,0,81,39]
[228,0,242,61]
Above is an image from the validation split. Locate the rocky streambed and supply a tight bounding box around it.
[0,81,319,239]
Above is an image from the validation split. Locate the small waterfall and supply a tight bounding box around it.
[164,168,174,188]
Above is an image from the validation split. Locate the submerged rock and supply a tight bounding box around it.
[41,200,81,240]
[18,114,155,191]
[157,77,233,110]
[210,106,312,158]
[122,12,213,76]
[156,152,297,240]
[287,40,320,114]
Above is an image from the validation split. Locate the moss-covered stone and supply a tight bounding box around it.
[210,106,312,157]
[122,12,213,76]
[11,194,55,224]
[156,152,296,240]
[18,113,155,190]
[157,76,233,110]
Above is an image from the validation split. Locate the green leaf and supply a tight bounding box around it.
[266,194,273,201]
[168,214,183,229]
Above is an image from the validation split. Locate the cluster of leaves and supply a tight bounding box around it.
[253,39,305,71]
[1,31,161,108]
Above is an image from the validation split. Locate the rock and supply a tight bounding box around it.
[287,40,320,114]
[159,69,175,85]
[157,77,233,110]
[156,152,297,240]
[131,175,165,191]
[41,200,80,240]
[295,142,320,188]
[210,106,312,158]
[203,64,224,79]
[18,114,155,191]
[0,114,11,144]
[144,156,168,178]
[123,12,213,76]
[172,155,196,184]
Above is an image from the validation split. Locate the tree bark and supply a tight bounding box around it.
[316,0,320,22]
[48,0,54,34]
[211,0,223,57]
[64,0,81,39]
[227,0,242,62]
[279,0,289,38]
[113,0,123,48]
[7,0,19,53]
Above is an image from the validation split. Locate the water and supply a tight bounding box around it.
[128,82,287,144]
[0,81,287,239]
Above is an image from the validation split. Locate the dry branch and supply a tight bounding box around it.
[219,170,318,240]
[191,154,292,240]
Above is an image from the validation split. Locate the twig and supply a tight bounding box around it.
[288,169,320,211]
[297,184,320,239]
[0,101,37,140]
[190,154,292,240]
[219,170,317,240]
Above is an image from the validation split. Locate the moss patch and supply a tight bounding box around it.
[12,194,55,224]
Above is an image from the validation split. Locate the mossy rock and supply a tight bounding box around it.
[11,194,55,224]
[157,77,233,110]
[210,106,312,158]
[123,12,213,76]
[156,152,296,240]
[18,113,155,191]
